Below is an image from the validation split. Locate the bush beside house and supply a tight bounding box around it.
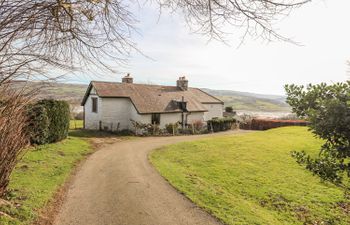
[130,118,236,136]
[27,99,70,144]
[27,104,49,145]
[207,117,237,132]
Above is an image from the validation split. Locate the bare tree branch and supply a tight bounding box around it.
[0,0,310,84]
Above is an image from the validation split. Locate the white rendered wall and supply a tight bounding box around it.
[187,112,205,124]
[130,104,151,125]
[100,98,132,131]
[158,113,181,128]
[84,91,102,130]
[203,103,224,121]
[84,90,221,131]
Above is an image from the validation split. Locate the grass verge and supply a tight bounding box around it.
[69,120,83,130]
[150,127,350,225]
[0,136,92,225]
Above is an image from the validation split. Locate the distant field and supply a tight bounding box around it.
[11,81,87,105]
[202,88,291,112]
[150,127,349,225]
[220,95,290,112]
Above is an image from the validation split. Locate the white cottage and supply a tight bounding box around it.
[81,75,224,131]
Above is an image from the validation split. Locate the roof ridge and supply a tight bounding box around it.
[91,80,208,91]
[81,81,223,113]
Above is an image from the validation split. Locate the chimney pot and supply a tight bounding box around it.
[176,76,188,91]
[122,73,133,83]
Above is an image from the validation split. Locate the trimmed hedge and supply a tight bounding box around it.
[249,119,308,130]
[27,99,70,144]
[27,104,49,144]
[207,117,237,132]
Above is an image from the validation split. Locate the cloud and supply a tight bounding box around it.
[70,1,350,95]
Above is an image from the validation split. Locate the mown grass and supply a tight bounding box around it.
[0,136,92,225]
[150,127,350,225]
[69,119,83,130]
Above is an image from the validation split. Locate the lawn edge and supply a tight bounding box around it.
[32,138,97,225]
[148,148,226,225]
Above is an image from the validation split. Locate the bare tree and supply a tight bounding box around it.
[0,0,137,85]
[0,86,33,197]
[157,0,310,42]
[0,0,310,85]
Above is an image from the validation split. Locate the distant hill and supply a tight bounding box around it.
[11,81,290,112]
[10,81,87,105]
[202,88,290,112]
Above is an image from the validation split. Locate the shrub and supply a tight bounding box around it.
[146,123,160,135]
[38,99,70,143]
[165,122,180,135]
[0,88,30,197]
[117,129,134,136]
[225,106,233,112]
[249,119,308,130]
[238,114,253,130]
[207,117,236,132]
[192,120,204,131]
[27,103,49,144]
[178,128,193,135]
[130,119,160,136]
[189,120,205,134]
[285,82,350,187]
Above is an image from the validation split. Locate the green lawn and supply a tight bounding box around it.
[0,136,92,225]
[150,127,350,225]
[69,119,83,130]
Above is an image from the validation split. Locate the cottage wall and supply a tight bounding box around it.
[100,98,132,131]
[130,105,152,128]
[84,87,102,130]
[203,103,224,121]
[158,112,205,127]
[158,113,181,128]
[187,112,205,124]
[84,92,221,131]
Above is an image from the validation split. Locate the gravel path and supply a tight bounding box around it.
[54,131,246,225]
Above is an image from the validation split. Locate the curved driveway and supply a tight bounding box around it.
[54,131,245,225]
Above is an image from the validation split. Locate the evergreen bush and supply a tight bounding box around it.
[225,106,233,112]
[37,99,70,143]
[27,104,49,144]
[207,117,236,132]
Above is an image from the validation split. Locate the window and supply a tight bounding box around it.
[92,97,98,113]
[151,113,160,125]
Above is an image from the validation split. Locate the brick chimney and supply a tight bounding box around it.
[122,73,133,83]
[176,76,188,91]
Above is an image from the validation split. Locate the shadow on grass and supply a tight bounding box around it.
[68,129,134,138]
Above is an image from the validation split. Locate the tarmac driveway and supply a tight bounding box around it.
[54,131,246,225]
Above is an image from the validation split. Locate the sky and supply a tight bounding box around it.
[68,0,350,95]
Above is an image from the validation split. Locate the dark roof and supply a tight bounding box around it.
[81,81,223,114]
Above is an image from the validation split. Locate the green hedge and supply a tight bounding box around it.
[207,117,237,132]
[27,99,70,144]
[27,104,49,144]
